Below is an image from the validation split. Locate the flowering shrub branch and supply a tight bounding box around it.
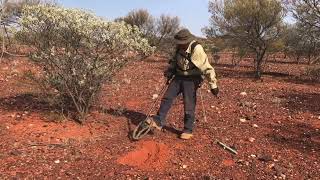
[16,5,154,122]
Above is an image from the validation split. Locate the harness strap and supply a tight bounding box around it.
[176,41,200,72]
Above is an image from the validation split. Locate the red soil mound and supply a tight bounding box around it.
[117,141,171,170]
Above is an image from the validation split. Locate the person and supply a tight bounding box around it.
[147,28,219,140]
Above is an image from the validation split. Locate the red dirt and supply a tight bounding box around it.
[0,51,320,179]
[117,140,171,170]
[7,113,93,143]
[222,159,235,167]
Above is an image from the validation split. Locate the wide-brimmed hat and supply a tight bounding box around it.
[174,29,195,44]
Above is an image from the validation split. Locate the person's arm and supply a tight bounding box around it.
[164,51,177,78]
[191,44,218,89]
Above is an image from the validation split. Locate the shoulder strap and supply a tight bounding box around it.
[190,41,200,57]
[177,41,200,61]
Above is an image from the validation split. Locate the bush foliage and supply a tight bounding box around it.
[16,5,154,122]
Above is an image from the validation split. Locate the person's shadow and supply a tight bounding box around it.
[103,108,181,140]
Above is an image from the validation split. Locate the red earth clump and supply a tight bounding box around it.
[117,140,171,170]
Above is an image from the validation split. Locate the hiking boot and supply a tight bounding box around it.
[145,118,162,131]
[180,132,193,140]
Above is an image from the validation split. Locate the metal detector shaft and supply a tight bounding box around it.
[145,77,172,118]
[132,77,172,140]
[199,88,207,122]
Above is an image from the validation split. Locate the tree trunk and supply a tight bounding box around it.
[255,49,266,79]
[255,57,263,79]
[296,55,300,64]
[308,54,311,64]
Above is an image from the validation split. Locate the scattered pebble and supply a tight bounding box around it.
[268,163,275,169]
[182,165,187,169]
[250,154,256,158]
[280,174,286,179]
[240,92,247,96]
[152,94,159,100]
[240,118,247,123]
[248,137,255,142]
[54,160,60,164]
[252,124,259,128]
[257,154,273,162]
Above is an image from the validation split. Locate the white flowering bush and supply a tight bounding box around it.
[16,5,154,122]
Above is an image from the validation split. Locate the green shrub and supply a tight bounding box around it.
[16,5,154,122]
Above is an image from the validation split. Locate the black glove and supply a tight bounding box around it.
[211,87,219,97]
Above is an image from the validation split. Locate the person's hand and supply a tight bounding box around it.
[163,69,173,78]
[163,70,174,84]
[211,87,219,97]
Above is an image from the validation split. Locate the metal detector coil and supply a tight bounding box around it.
[131,78,172,140]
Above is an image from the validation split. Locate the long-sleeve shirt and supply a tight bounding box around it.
[168,40,218,89]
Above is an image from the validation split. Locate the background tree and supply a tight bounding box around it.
[206,0,285,78]
[116,9,180,53]
[115,9,155,40]
[290,0,320,64]
[0,0,55,59]
[293,0,320,30]
[155,14,180,45]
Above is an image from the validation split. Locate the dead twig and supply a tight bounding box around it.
[3,50,27,57]
[28,143,67,148]
[216,140,238,155]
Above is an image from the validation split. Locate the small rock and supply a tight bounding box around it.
[152,94,159,100]
[123,78,131,84]
[240,92,247,96]
[258,154,273,162]
[273,165,286,176]
[318,116,320,120]
[268,163,275,169]
[250,154,256,158]
[182,165,187,169]
[248,137,255,142]
[271,97,283,104]
[240,118,247,123]
[54,160,60,164]
[240,101,254,108]
[252,124,259,128]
